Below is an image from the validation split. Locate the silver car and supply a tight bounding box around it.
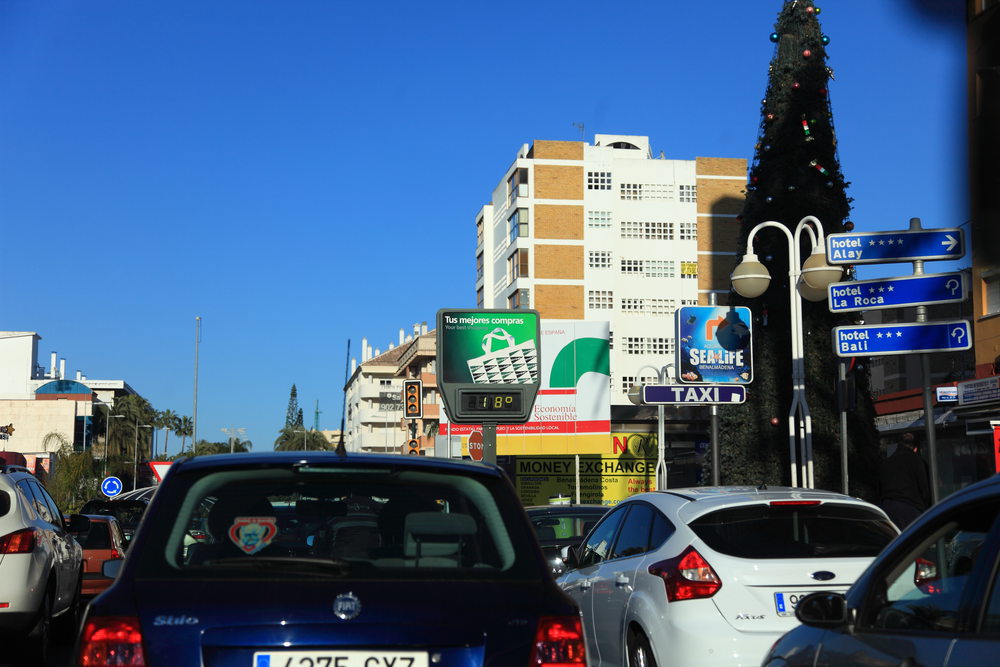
[0,461,88,665]
[557,486,897,666]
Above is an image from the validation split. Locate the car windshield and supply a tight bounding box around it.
[136,464,538,581]
[689,503,897,559]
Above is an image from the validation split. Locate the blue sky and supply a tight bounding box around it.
[1,1,966,455]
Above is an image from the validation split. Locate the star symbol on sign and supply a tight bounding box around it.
[896,331,904,337]
[887,285,894,291]
[879,240,886,246]
[878,287,885,292]
[868,287,876,294]
[869,240,876,246]
[888,239,895,245]
[876,332,884,338]
[897,239,904,244]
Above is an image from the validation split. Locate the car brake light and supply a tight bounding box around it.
[648,545,722,601]
[914,557,940,593]
[769,500,822,506]
[110,548,121,560]
[78,616,146,667]
[529,615,586,666]
[0,528,38,554]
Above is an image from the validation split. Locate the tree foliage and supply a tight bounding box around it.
[285,385,300,428]
[716,1,880,498]
[47,445,100,514]
[274,426,331,451]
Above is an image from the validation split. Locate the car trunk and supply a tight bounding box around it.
[133,578,556,666]
[707,555,871,633]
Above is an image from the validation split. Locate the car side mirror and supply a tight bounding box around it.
[795,592,850,628]
[66,514,91,533]
[102,559,124,579]
[560,545,580,571]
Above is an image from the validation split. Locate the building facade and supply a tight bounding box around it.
[475,135,746,406]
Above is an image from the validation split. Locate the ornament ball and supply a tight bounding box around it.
[821,35,830,45]
[803,49,812,58]
[770,32,779,42]
[845,221,855,231]
[766,114,775,122]
[787,185,796,191]
[765,196,774,203]
[815,6,822,14]
[806,6,814,13]
[792,81,801,90]
[826,181,834,188]
[770,417,780,427]
[764,144,772,151]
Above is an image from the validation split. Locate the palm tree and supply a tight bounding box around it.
[157,409,179,456]
[274,427,330,451]
[176,416,193,454]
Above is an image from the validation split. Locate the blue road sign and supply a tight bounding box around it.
[833,321,972,357]
[101,476,124,498]
[826,228,965,265]
[827,272,967,313]
[642,385,747,405]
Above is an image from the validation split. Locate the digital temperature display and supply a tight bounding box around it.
[461,391,523,413]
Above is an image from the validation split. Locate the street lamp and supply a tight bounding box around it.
[731,215,842,489]
[133,423,152,490]
[629,363,672,492]
[101,408,125,478]
[295,428,308,451]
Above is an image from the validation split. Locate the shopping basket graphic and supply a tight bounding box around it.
[467,327,538,384]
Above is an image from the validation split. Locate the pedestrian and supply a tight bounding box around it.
[878,432,931,530]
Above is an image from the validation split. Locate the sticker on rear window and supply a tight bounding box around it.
[228,516,277,555]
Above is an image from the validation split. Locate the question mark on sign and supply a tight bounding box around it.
[951,327,966,344]
[946,279,960,296]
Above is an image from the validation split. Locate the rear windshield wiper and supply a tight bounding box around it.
[199,557,352,575]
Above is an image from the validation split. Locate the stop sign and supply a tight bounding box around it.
[468,431,484,461]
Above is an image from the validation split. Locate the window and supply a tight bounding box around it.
[622,338,673,355]
[476,252,484,281]
[579,506,627,567]
[678,184,697,202]
[621,220,674,240]
[587,210,612,228]
[476,287,484,308]
[678,220,697,240]
[863,500,998,633]
[986,273,1000,316]
[508,168,528,207]
[588,290,613,309]
[588,251,612,269]
[680,261,698,279]
[508,289,530,309]
[621,259,643,274]
[620,183,642,200]
[611,503,664,559]
[587,171,612,190]
[644,260,674,278]
[476,216,484,247]
[508,248,529,281]
[508,208,528,244]
[621,298,675,315]
[621,298,643,313]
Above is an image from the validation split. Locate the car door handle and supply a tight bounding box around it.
[580,578,592,590]
[615,572,629,587]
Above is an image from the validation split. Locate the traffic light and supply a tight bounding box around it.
[403,379,423,419]
[406,439,421,455]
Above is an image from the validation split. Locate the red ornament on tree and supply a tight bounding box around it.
[802,49,812,58]
[845,221,855,231]
[769,417,780,427]
[792,81,801,90]
[806,6,815,13]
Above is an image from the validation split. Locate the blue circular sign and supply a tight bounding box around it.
[101,476,123,498]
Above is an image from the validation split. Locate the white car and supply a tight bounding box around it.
[556,486,898,666]
[0,461,88,665]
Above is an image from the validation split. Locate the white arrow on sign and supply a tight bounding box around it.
[942,234,959,252]
[951,327,967,344]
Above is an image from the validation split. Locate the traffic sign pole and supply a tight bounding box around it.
[909,218,941,504]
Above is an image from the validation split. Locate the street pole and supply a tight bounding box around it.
[708,293,721,486]
[192,316,201,454]
[636,364,670,491]
[910,217,941,504]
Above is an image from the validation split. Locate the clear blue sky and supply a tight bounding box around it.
[1,1,966,455]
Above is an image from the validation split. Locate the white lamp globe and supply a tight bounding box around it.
[797,276,828,302]
[731,254,771,298]
[800,248,843,289]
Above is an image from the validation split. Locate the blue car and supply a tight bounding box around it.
[76,452,586,667]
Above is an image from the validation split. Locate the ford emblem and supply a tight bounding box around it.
[333,592,362,620]
[811,570,835,581]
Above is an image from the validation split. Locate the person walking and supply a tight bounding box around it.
[878,433,931,530]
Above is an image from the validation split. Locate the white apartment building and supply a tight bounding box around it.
[476,135,746,405]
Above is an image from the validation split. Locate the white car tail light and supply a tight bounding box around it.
[648,545,722,601]
[0,527,37,554]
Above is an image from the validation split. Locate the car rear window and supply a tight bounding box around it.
[689,503,897,559]
[135,464,541,581]
[73,522,112,549]
[0,490,9,517]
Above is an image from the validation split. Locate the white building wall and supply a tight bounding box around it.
[0,332,42,398]
[481,136,700,405]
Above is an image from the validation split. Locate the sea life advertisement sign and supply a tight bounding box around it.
[675,306,753,384]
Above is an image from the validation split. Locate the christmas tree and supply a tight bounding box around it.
[715,0,880,497]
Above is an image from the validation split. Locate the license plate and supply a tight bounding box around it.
[774,591,814,616]
[253,651,428,667]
